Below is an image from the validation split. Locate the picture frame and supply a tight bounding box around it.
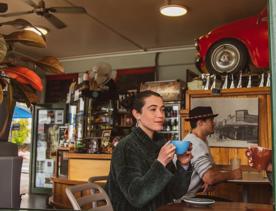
[58,126,68,147]
[101,129,112,148]
[140,80,184,102]
[184,87,271,149]
[191,97,258,147]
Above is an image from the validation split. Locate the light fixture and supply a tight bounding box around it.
[24,26,48,36]
[160,0,188,17]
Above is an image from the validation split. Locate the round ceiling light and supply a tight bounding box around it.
[160,4,187,17]
[24,26,48,36]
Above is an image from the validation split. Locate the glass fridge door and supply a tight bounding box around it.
[30,104,65,194]
[162,102,181,141]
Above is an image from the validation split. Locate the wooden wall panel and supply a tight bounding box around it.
[181,87,271,166]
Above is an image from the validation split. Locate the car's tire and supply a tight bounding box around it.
[206,39,248,75]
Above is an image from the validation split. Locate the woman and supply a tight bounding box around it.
[106,90,193,211]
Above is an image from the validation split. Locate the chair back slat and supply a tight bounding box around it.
[66,182,113,211]
[88,176,108,183]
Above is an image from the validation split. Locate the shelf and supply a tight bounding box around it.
[160,131,179,134]
[81,136,109,140]
[89,129,108,132]
[117,125,132,128]
[93,122,112,125]
[117,111,131,115]
[92,111,111,115]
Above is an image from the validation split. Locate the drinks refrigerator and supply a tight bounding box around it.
[162,102,181,141]
[30,103,66,194]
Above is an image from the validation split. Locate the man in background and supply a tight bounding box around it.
[182,106,242,198]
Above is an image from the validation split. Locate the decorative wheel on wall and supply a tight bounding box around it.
[206,39,249,75]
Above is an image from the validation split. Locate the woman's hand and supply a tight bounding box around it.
[245,148,254,167]
[157,141,176,166]
[177,143,193,166]
[245,146,272,172]
[266,162,272,172]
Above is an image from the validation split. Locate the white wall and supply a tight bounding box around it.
[60,46,200,82]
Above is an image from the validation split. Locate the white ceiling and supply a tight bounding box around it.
[0,0,267,60]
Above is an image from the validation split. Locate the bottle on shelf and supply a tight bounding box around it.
[172,133,179,140]
[173,109,178,117]
[166,107,172,118]
[166,119,172,131]
[172,119,178,131]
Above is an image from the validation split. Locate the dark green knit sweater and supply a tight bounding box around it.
[105,127,192,211]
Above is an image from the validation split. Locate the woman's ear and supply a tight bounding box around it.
[132,109,140,120]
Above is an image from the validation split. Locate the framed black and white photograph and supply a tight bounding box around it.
[191,97,259,148]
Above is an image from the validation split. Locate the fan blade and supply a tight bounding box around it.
[48,7,86,13]
[23,0,39,8]
[43,13,66,29]
[0,10,34,17]
[0,18,31,28]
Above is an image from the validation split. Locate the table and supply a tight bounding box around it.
[227,178,271,203]
[157,202,273,211]
[202,177,272,203]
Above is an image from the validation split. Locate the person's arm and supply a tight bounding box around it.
[202,167,242,185]
[191,140,241,187]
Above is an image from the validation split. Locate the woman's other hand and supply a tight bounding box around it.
[245,148,254,167]
[157,141,176,166]
[177,143,193,166]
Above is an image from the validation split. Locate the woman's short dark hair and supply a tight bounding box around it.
[132,90,162,113]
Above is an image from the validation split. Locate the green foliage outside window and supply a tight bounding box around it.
[10,119,30,145]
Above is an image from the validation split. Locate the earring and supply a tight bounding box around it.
[136,119,140,127]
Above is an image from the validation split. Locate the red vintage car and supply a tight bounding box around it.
[195,7,268,75]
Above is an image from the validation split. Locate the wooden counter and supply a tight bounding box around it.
[51,152,111,209]
[66,152,111,181]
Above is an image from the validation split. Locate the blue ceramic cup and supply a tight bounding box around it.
[171,140,190,155]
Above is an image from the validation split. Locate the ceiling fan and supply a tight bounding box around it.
[0,0,86,29]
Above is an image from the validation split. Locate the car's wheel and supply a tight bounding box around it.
[206,39,248,75]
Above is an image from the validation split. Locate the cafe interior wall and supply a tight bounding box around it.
[59,46,199,82]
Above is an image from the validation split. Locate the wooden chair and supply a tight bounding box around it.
[88,176,108,184]
[65,182,113,211]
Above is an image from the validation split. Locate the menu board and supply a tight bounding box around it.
[140,80,184,101]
